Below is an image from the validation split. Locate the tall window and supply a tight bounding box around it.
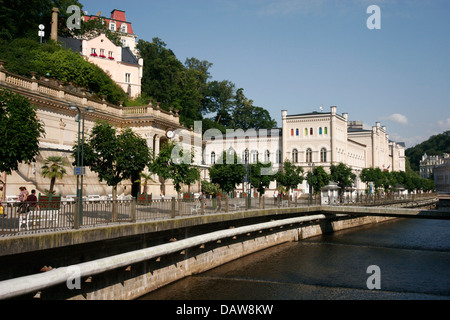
[292,149,298,163]
[291,129,294,136]
[211,152,216,165]
[251,151,258,163]
[125,73,131,83]
[310,128,313,135]
[320,148,327,162]
[305,128,308,136]
[243,149,249,164]
[306,148,312,163]
[296,128,299,136]
[324,127,328,135]
[319,127,322,135]
[110,22,116,31]
[265,150,270,163]
[120,24,127,33]
[276,150,281,163]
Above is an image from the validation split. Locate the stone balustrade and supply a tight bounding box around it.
[0,61,179,125]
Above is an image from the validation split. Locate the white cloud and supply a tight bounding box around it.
[383,113,408,125]
[437,118,450,130]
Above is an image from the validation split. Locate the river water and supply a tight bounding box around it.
[140,218,450,300]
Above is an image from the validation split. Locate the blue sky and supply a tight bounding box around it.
[81,0,450,148]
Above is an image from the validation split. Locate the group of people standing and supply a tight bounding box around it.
[17,186,38,213]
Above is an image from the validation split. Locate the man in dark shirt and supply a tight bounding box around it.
[26,189,38,210]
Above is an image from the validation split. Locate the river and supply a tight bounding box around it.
[139,218,450,300]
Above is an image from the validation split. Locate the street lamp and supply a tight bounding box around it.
[308,162,315,205]
[69,103,95,228]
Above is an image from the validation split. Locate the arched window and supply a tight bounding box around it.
[276,150,281,163]
[324,127,328,135]
[265,150,270,163]
[320,148,327,162]
[243,149,249,164]
[306,148,312,163]
[251,150,258,163]
[291,129,294,136]
[305,128,308,136]
[292,149,298,163]
[211,152,216,165]
[319,127,323,135]
[296,128,299,136]
[310,128,313,135]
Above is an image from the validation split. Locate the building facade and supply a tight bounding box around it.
[420,153,449,179]
[58,9,143,98]
[204,106,406,196]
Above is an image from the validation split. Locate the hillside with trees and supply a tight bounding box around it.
[0,1,277,133]
[406,131,450,172]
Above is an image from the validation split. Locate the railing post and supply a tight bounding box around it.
[73,198,80,229]
[171,197,176,218]
[130,198,136,223]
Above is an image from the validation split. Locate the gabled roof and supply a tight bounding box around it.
[121,47,139,65]
[58,36,82,53]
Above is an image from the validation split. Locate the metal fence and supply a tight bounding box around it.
[0,193,437,236]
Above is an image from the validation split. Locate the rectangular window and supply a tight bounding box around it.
[291,129,294,136]
[110,22,116,31]
[296,128,299,136]
[125,73,131,83]
[305,128,308,136]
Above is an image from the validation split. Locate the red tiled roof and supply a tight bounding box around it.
[83,9,134,35]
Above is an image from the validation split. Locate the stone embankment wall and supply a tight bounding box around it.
[0,214,394,300]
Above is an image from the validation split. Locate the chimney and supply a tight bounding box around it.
[51,7,59,42]
[331,106,337,115]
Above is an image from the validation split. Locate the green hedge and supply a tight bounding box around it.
[0,38,127,105]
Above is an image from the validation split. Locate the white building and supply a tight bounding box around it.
[204,106,406,196]
[58,10,143,98]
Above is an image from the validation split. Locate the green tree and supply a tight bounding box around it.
[0,0,84,41]
[232,88,277,130]
[73,121,151,219]
[41,155,67,194]
[360,167,385,193]
[308,166,331,195]
[275,160,304,196]
[202,80,236,129]
[330,162,356,200]
[137,38,205,125]
[201,180,220,197]
[249,162,276,195]
[0,89,45,174]
[150,141,200,199]
[209,150,246,195]
[73,15,122,46]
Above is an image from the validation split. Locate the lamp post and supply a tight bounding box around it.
[69,103,95,228]
[308,162,315,205]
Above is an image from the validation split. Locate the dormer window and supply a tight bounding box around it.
[120,24,127,33]
[110,22,116,31]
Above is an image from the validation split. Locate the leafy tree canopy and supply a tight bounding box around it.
[275,160,304,192]
[209,150,246,194]
[0,89,45,174]
[406,130,450,172]
[72,120,151,195]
